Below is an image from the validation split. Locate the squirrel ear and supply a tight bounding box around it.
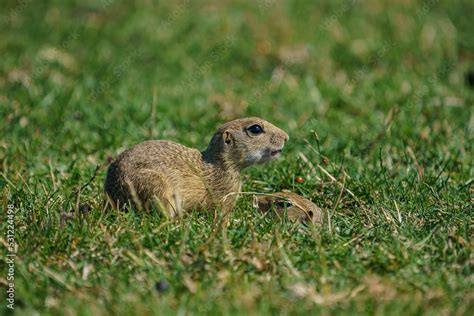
[223,131,233,145]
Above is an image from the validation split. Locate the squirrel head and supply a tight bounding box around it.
[204,117,289,170]
[254,191,322,224]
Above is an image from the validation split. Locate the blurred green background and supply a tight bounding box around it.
[1,0,472,315]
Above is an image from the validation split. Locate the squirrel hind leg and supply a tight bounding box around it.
[150,191,183,218]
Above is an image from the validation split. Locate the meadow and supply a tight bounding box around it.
[1,0,473,314]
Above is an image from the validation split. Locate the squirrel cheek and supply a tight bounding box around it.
[244,151,264,166]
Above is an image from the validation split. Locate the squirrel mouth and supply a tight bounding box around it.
[270,149,282,157]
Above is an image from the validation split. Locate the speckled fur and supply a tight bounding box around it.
[255,191,322,224]
[104,117,289,215]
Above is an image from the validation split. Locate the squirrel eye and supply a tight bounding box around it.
[248,124,264,134]
[275,200,291,208]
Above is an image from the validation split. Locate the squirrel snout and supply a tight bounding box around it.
[277,129,289,143]
[270,130,289,148]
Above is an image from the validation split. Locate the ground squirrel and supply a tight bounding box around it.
[105,117,289,216]
[254,191,322,224]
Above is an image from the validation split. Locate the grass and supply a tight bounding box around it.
[1,0,473,314]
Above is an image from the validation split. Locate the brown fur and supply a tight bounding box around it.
[104,117,288,215]
[254,191,322,224]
